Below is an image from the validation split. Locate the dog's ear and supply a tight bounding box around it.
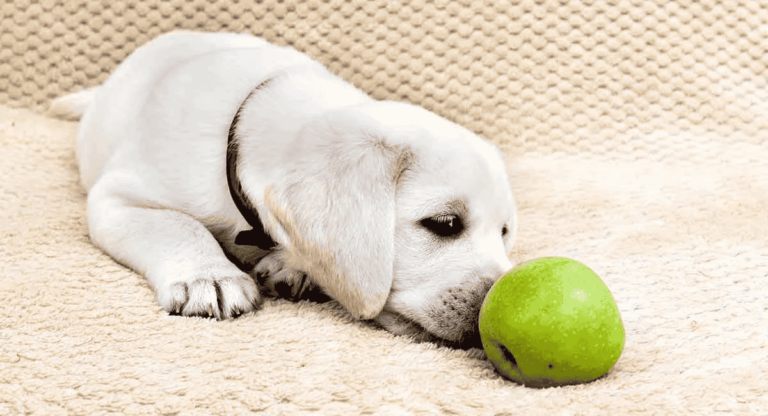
[260,110,414,320]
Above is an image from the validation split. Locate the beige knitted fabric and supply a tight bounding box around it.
[2,1,768,415]
[3,0,768,157]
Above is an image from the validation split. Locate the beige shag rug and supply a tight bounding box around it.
[1,102,766,414]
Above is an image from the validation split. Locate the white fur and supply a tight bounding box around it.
[52,31,517,345]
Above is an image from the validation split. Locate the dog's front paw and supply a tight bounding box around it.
[252,249,331,303]
[157,270,261,319]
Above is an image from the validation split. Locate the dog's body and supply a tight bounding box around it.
[51,31,516,347]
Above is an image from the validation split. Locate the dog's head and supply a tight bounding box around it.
[259,100,516,347]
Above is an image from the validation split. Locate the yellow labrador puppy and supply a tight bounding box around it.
[50,31,516,348]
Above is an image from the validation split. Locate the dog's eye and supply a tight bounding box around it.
[420,215,464,238]
[502,224,509,237]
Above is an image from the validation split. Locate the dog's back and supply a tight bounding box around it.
[52,31,279,191]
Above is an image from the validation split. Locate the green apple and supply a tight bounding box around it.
[479,257,625,388]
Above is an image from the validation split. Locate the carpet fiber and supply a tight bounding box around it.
[2,103,767,414]
[1,0,768,414]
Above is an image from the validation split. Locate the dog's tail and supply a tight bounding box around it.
[47,87,99,121]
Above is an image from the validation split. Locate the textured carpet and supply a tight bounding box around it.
[2,103,767,414]
[2,0,768,414]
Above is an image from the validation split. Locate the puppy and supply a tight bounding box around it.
[50,31,517,347]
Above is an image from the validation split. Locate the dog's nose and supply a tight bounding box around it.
[480,256,514,287]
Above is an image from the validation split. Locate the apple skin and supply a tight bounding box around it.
[479,257,625,388]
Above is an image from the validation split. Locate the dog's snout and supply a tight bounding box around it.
[427,276,497,345]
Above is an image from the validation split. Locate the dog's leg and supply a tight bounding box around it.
[252,248,331,303]
[87,178,260,319]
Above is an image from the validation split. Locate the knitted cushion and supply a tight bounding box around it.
[1,0,766,160]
